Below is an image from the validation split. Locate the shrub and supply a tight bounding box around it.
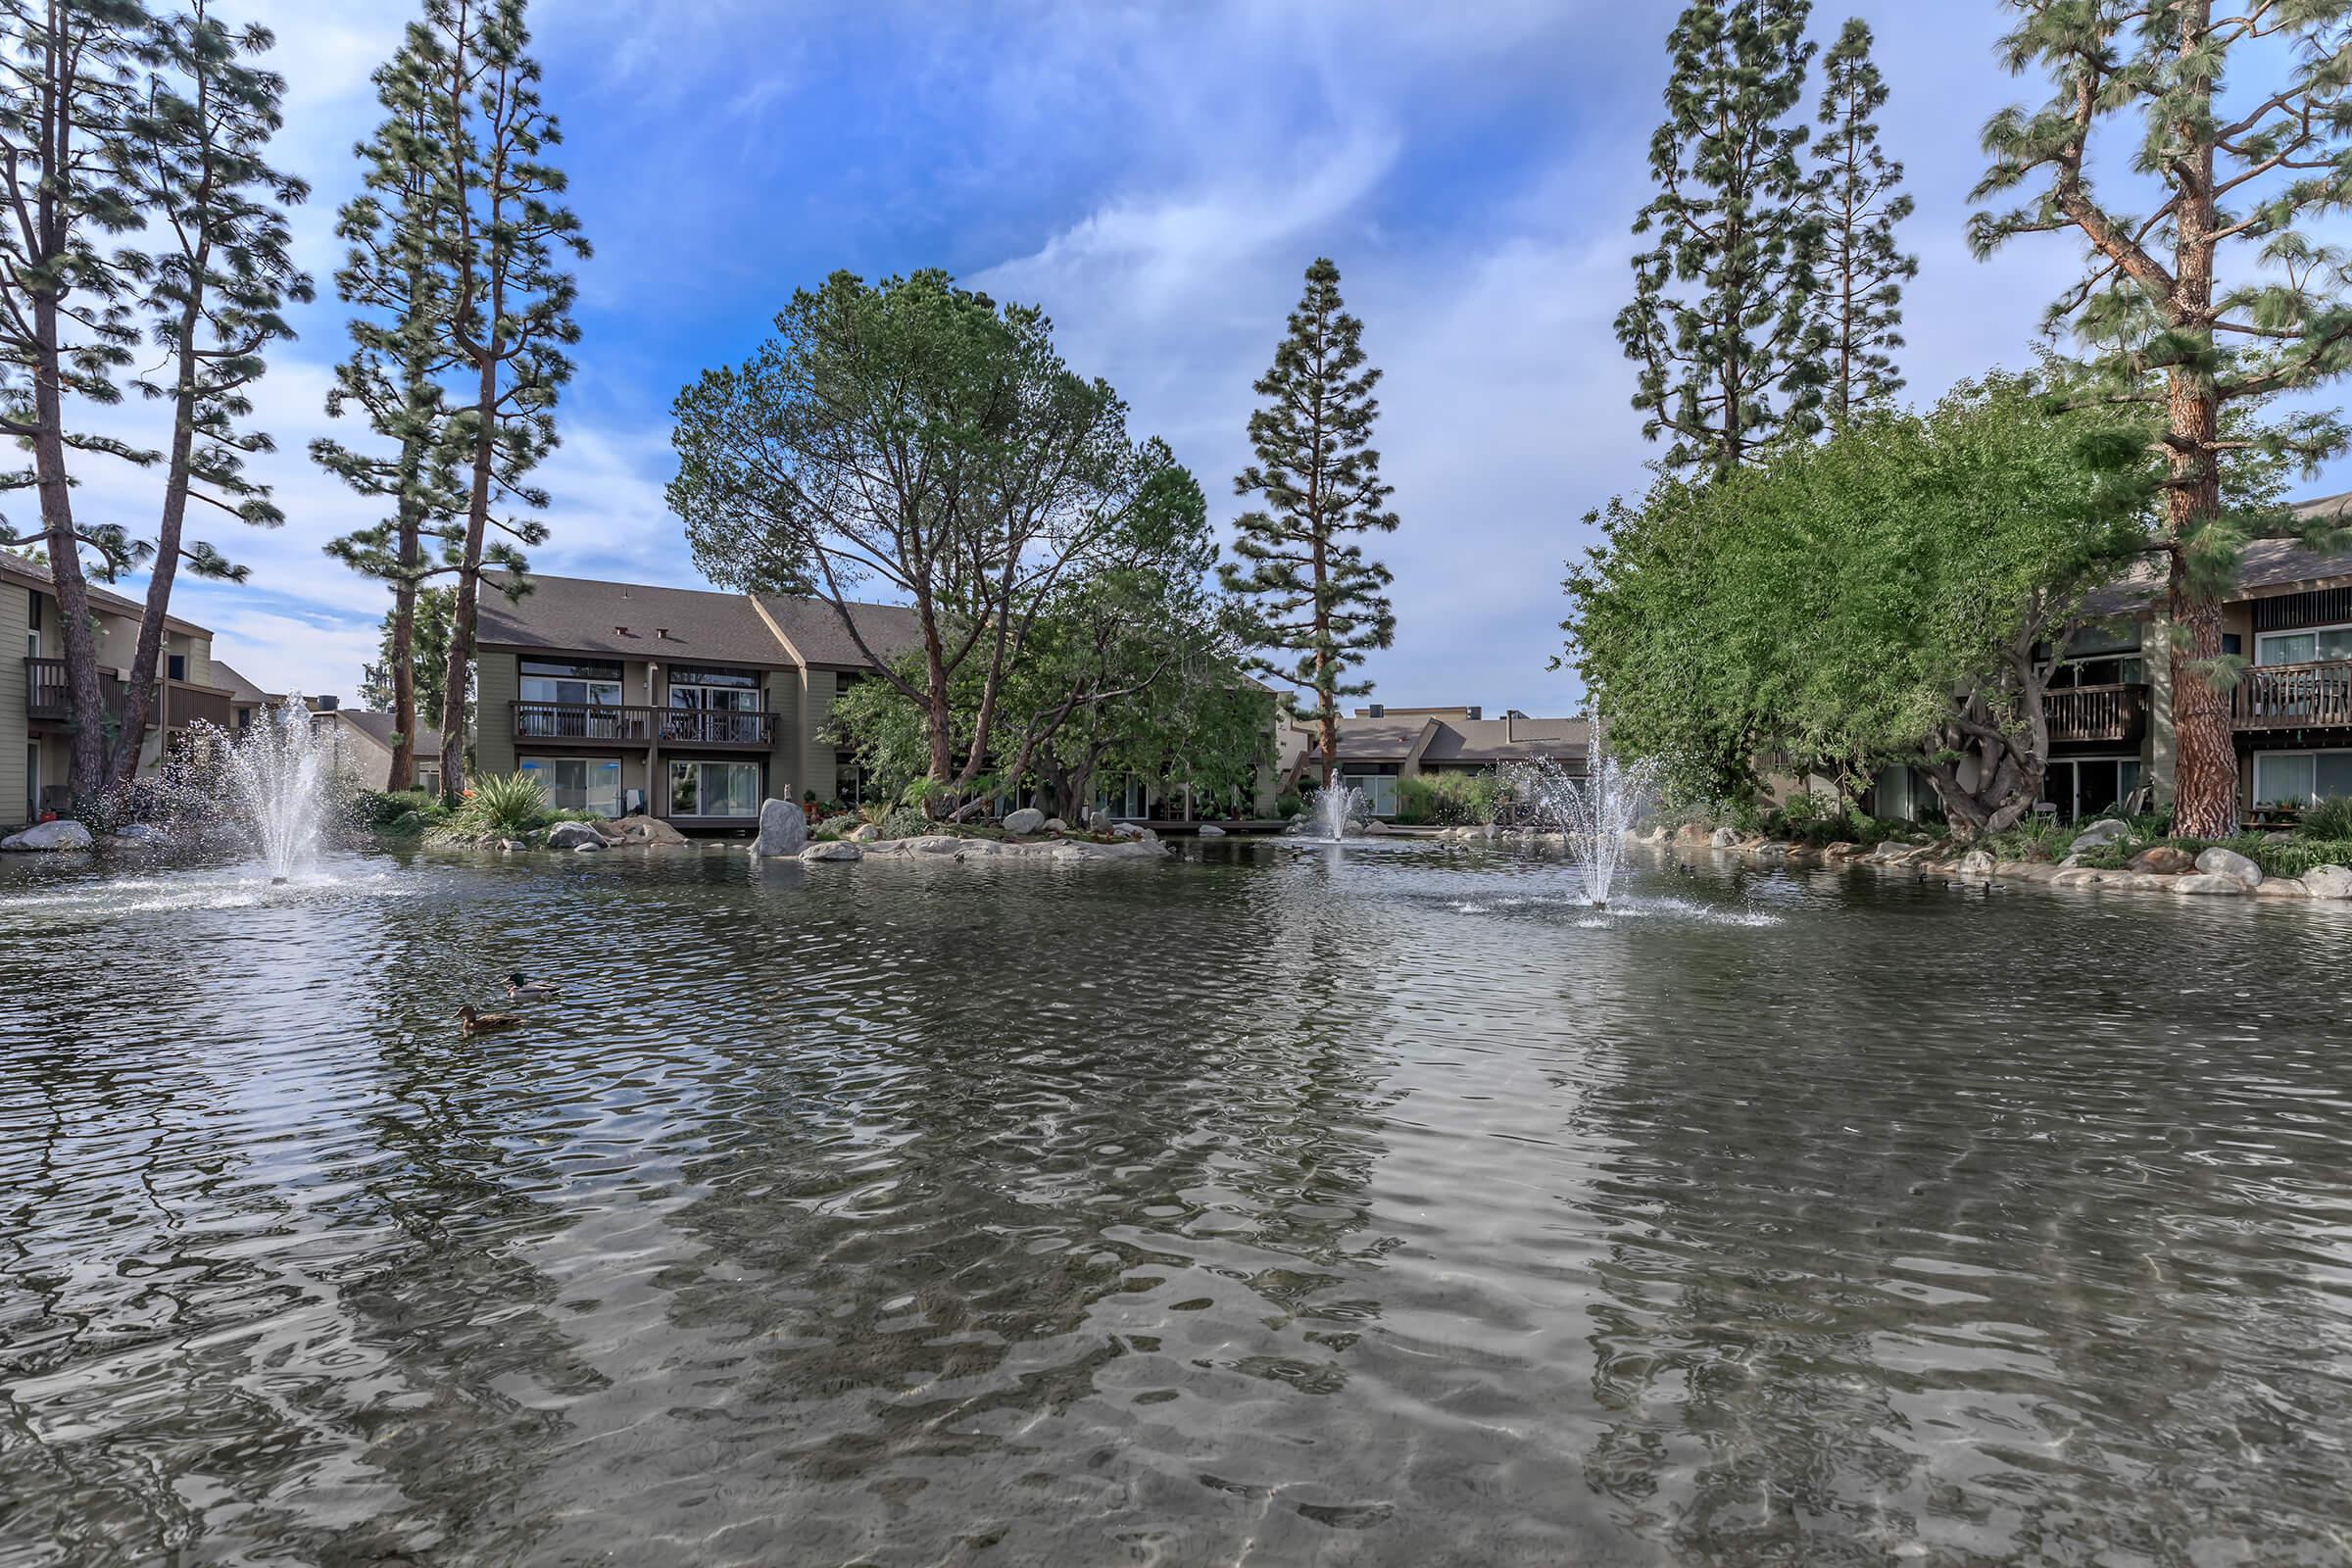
[1275,791,1304,819]
[1396,772,1498,826]
[2298,796,2352,840]
[430,772,553,841]
[878,806,930,840]
[2252,835,2352,880]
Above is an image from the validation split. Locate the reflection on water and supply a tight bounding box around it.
[3,841,2350,1565]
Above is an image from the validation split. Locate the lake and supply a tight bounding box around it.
[3,838,2348,1566]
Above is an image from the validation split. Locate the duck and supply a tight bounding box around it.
[506,971,559,999]
[459,1004,523,1034]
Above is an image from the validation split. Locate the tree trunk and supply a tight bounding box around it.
[440,353,498,803]
[110,286,210,789]
[30,295,110,800]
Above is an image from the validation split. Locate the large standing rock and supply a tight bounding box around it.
[2301,864,2352,899]
[2193,846,2262,888]
[1002,807,1047,836]
[801,840,861,862]
[2067,817,2131,856]
[753,798,808,858]
[2,818,93,852]
[546,820,605,851]
[2129,846,2196,875]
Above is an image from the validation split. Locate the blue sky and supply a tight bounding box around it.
[82,1,2352,707]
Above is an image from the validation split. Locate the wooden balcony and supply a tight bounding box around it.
[2046,682,2148,745]
[24,658,232,733]
[510,701,775,751]
[2233,660,2352,732]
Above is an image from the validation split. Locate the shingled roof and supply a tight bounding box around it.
[752,592,926,667]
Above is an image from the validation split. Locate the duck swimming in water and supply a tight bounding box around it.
[459,1004,522,1034]
[507,971,559,999]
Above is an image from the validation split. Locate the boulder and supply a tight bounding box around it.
[1110,822,1144,840]
[3,819,94,852]
[2301,864,2352,899]
[573,840,604,853]
[1358,819,1392,835]
[1197,823,1226,837]
[2067,817,2131,856]
[1043,817,1067,833]
[545,820,605,852]
[2051,867,2112,889]
[1957,849,1996,879]
[2193,846,2262,888]
[2129,846,2197,875]
[2255,877,2311,899]
[115,822,171,846]
[1819,841,1861,860]
[908,835,966,856]
[1003,807,1047,836]
[612,813,689,847]
[1709,826,1741,848]
[591,816,628,842]
[801,840,861,862]
[850,823,882,843]
[752,798,808,858]
[2172,872,2253,895]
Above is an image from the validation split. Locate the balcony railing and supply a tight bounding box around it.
[2045,681,2148,745]
[24,658,232,733]
[2233,660,2352,731]
[510,701,775,750]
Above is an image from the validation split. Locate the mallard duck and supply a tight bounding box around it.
[459,1005,522,1034]
[507,971,558,999]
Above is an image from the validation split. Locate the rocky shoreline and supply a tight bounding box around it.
[1639,820,2352,901]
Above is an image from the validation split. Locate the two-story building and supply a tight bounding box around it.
[3,553,238,827]
[2042,493,2352,818]
[472,572,922,832]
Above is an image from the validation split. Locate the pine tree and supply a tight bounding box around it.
[360,584,458,730]
[1973,1,2352,838]
[318,26,463,795]
[416,0,586,801]
[0,0,152,796]
[106,0,310,786]
[1810,18,1913,424]
[1619,0,1827,475]
[1220,257,1398,790]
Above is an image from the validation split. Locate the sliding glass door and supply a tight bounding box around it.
[669,760,761,818]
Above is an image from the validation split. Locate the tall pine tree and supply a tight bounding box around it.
[1221,257,1397,791]
[107,0,311,786]
[1974,0,2352,837]
[318,25,463,794]
[420,0,586,801]
[1810,18,1913,424]
[1619,0,1826,475]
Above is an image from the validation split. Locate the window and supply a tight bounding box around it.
[1340,768,1400,818]
[415,761,442,797]
[519,658,625,739]
[2253,750,2352,807]
[666,666,763,744]
[518,757,622,817]
[167,653,186,682]
[669,760,760,817]
[2256,623,2352,667]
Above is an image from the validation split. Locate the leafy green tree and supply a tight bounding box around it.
[0,0,152,793]
[318,23,464,794]
[104,0,310,786]
[418,0,587,801]
[1972,0,2352,838]
[1221,256,1396,791]
[672,269,1200,815]
[1619,0,1827,475]
[1566,376,2153,839]
[1810,18,1913,423]
[360,583,460,732]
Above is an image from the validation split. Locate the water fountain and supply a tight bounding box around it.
[194,697,333,883]
[1304,783,1369,842]
[1502,739,1656,907]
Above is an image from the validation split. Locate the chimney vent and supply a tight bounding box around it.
[316,694,340,711]
[1466,705,1482,720]
[1366,703,1384,718]
[657,627,671,640]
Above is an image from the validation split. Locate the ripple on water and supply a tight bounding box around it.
[1,841,2349,1566]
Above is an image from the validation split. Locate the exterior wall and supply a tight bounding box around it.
[799,667,837,808]
[1,583,26,826]
[766,667,804,801]
[476,650,519,774]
